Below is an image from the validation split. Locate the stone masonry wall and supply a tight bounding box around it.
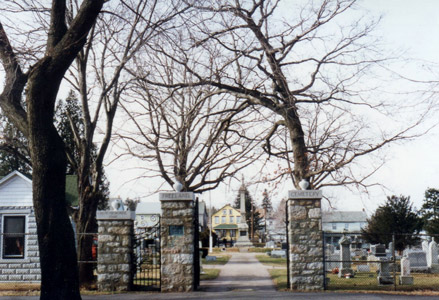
[160,199,194,292]
[0,207,41,282]
[97,218,133,291]
[288,197,323,290]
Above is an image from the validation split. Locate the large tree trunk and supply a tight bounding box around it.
[27,67,81,300]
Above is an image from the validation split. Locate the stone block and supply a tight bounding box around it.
[3,269,15,275]
[8,275,23,281]
[15,269,29,274]
[0,275,8,281]
[289,205,307,220]
[23,275,38,281]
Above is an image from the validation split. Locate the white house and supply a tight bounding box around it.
[0,171,40,282]
[0,170,78,282]
[322,210,368,249]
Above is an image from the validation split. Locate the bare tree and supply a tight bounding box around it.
[61,0,189,284]
[118,51,265,193]
[0,1,104,299]
[144,0,429,192]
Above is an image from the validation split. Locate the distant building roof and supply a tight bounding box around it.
[322,211,367,223]
[136,201,162,215]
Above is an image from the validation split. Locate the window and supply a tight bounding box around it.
[344,223,349,230]
[3,216,25,259]
[223,210,227,215]
[230,230,236,237]
[332,223,337,230]
[229,216,234,223]
[229,209,232,215]
[215,216,219,224]
[221,216,226,223]
[237,216,241,223]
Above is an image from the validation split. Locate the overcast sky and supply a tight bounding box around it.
[102,1,439,215]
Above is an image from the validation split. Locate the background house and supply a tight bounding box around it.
[322,210,368,249]
[0,170,78,282]
[211,204,241,246]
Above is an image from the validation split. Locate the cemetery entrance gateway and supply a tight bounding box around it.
[133,215,161,290]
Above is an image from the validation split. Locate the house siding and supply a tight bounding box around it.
[0,175,32,207]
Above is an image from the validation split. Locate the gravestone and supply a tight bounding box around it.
[374,244,386,257]
[388,242,394,256]
[338,235,354,278]
[400,256,414,285]
[265,241,276,249]
[428,241,439,273]
[408,251,428,272]
[377,258,394,285]
[422,240,429,253]
[271,250,286,258]
[357,264,370,272]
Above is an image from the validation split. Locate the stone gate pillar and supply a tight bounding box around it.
[160,191,194,292]
[96,210,135,291]
[288,189,323,290]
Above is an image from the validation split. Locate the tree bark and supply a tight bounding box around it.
[27,64,81,299]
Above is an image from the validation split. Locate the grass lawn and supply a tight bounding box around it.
[202,254,231,265]
[327,272,439,291]
[201,268,220,281]
[255,254,287,267]
[268,269,288,290]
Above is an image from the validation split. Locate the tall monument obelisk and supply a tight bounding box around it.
[235,178,253,248]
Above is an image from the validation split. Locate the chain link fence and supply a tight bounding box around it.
[323,231,439,291]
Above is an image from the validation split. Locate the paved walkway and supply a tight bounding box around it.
[200,251,276,292]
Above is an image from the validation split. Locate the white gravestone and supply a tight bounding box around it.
[422,240,429,253]
[408,251,429,272]
[428,241,439,273]
[400,256,414,285]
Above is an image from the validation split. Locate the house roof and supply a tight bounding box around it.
[214,224,238,230]
[322,211,367,223]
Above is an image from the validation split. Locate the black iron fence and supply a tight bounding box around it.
[323,231,439,291]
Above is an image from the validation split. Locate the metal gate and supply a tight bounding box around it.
[132,215,161,291]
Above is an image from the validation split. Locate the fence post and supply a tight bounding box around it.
[96,210,135,292]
